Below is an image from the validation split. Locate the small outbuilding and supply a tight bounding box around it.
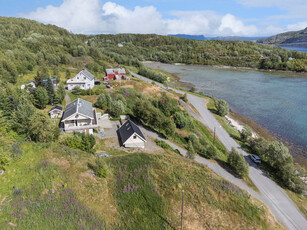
[117,120,146,148]
[49,105,63,119]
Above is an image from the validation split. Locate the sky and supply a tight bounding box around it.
[0,0,306,36]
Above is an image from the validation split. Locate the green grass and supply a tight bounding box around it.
[0,136,283,229]
[67,92,79,102]
[193,120,228,162]
[0,142,107,229]
[107,153,276,229]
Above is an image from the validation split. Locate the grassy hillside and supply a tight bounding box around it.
[0,128,284,229]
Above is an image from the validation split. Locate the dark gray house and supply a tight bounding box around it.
[117,120,146,148]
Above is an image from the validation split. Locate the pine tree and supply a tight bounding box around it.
[34,71,44,87]
[45,78,56,105]
[34,86,49,109]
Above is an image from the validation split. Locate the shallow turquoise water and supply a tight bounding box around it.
[145,62,307,156]
[281,46,307,53]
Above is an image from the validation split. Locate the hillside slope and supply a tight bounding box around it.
[0,127,284,229]
[258,27,307,47]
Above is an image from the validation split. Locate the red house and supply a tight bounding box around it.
[105,68,126,81]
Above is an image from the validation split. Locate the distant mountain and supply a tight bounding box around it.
[257,27,307,47]
[168,34,207,40]
[169,34,265,42]
[212,36,265,41]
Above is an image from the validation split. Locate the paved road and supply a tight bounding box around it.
[131,72,307,230]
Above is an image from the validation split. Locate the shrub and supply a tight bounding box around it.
[88,158,109,178]
[228,148,249,177]
[181,93,188,102]
[64,132,96,152]
[109,100,126,117]
[240,126,252,142]
[186,140,195,159]
[0,154,9,170]
[173,111,194,130]
[154,139,177,153]
[95,93,108,110]
[205,145,217,159]
[215,99,229,117]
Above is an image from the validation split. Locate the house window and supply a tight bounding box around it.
[77,77,79,79]
[133,135,137,139]
[84,77,86,80]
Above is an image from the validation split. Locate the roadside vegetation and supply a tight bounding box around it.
[206,94,306,194]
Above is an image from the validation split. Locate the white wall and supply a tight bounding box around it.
[124,134,145,148]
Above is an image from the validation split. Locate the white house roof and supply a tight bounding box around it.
[62,98,93,121]
[67,69,95,84]
[82,69,95,80]
[106,68,126,75]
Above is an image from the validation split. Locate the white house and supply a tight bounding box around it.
[49,105,63,119]
[117,120,146,148]
[67,69,95,91]
[61,98,98,134]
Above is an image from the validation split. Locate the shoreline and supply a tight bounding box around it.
[143,61,307,77]
[144,62,307,167]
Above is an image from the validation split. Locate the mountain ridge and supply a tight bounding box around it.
[257,27,307,47]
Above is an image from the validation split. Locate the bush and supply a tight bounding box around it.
[228,148,249,177]
[154,139,177,153]
[205,145,217,159]
[109,100,126,117]
[88,158,109,178]
[186,140,195,159]
[240,126,252,142]
[0,154,9,170]
[215,99,229,117]
[173,111,194,130]
[95,93,108,110]
[64,132,96,152]
[181,93,188,102]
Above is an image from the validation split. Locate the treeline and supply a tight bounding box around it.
[89,34,307,72]
[0,17,115,84]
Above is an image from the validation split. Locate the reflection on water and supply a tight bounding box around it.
[145,62,307,157]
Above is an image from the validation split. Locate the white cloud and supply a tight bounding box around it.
[24,0,263,36]
[237,0,307,19]
[218,14,258,36]
[287,21,307,31]
[25,0,105,34]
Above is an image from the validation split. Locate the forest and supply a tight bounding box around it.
[0,17,306,86]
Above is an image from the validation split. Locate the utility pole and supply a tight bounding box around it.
[213,126,216,146]
[181,190,185,230]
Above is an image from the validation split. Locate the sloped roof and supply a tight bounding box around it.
[50,105,63,112]
[106,68,126,75]
[62,98,93,120]
[81,69,95,80]
[118,120,146,144]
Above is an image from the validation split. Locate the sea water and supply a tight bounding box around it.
[145,62,307,156]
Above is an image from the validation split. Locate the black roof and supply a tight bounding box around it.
[118,120,146,144]
[50,105,63,112]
